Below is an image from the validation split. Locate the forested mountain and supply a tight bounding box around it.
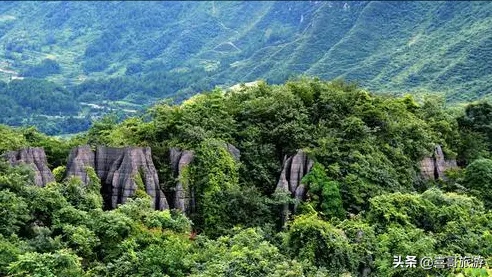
[0,2,491,275]
[0,1,491,134]
[0,1,491,98]
[0,79,491,276]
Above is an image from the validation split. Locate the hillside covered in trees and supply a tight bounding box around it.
[0,79,491,276]
[0,2,491,135]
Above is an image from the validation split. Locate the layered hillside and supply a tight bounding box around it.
[0,1,490,101]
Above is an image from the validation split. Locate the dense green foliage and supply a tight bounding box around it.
[301,163,345,219]
[0,79,491,276]
[0,79,92,135]
[462,159,492,209]
[21,59,61,78]
[0,1,490,274]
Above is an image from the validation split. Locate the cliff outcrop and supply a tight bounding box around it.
[275,150,314,225]
[276,150,314,202]
[169,143,240,213]
[66,145,95,184]
[170,148,195,213]
[65,146,168,210]
[5,142,241,212]
[5,147,55,187]
[419,145,458,180]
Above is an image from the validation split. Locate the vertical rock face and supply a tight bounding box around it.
[419,157,435,179]
[170,148,194,213]
[224,143,241,162]
[66,145,95,184]
[169,143,240,214]
[275,150,313,225]
[276,150,313,201]
[66,146,168,210]
[419,145,458,180]
[5,147,55,187]
[97,146,168,210]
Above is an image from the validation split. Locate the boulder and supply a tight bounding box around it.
[5,147,55,187]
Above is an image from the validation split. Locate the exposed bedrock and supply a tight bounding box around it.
[98,146,168,210]
[419,145,458,180]
[169,143,240,214]
[276,150,314,201]
[66,145,95,184]
[5,147,55,187]
[66,145,168,210]
[275,150,314,225]
[224,143,241,162]
[170,148,195,214]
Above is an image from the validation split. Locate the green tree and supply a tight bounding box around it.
[0,235,24,276]
[457,102,492,163]
[462,158,492,209]
[191,228,290,277]
[0,125,27,154]
[374,225,436,277]
[284,214,356,275]
[188,139,240,236]
[0,190,29,236]
[60,224,99,259]
[8,249,84,277]
[86,114,119,145]
[302,163,345,219]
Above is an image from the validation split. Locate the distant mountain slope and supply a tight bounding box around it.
[0,1,490,101]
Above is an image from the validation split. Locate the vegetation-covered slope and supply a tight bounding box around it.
[0,2,491,135]
[1,79,491,276]
[0,1,490,100]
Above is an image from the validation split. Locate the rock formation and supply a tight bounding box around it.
[419,145,458,180]
[275,150,314,225]
[224,143,241,162]
[97,146,168,210]
[419,157,435,179]
[66,145,95,184]
[169,143,240,214]
[170,148,195,213]
[276,150,314,202]
[5,147,55,187]
[65,146,168,210]
[5,142,242,212]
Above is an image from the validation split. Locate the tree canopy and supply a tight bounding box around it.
[0,79,491,276]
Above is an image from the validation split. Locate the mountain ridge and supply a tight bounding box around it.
[0,1,491,135]
[0,1,490,99]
